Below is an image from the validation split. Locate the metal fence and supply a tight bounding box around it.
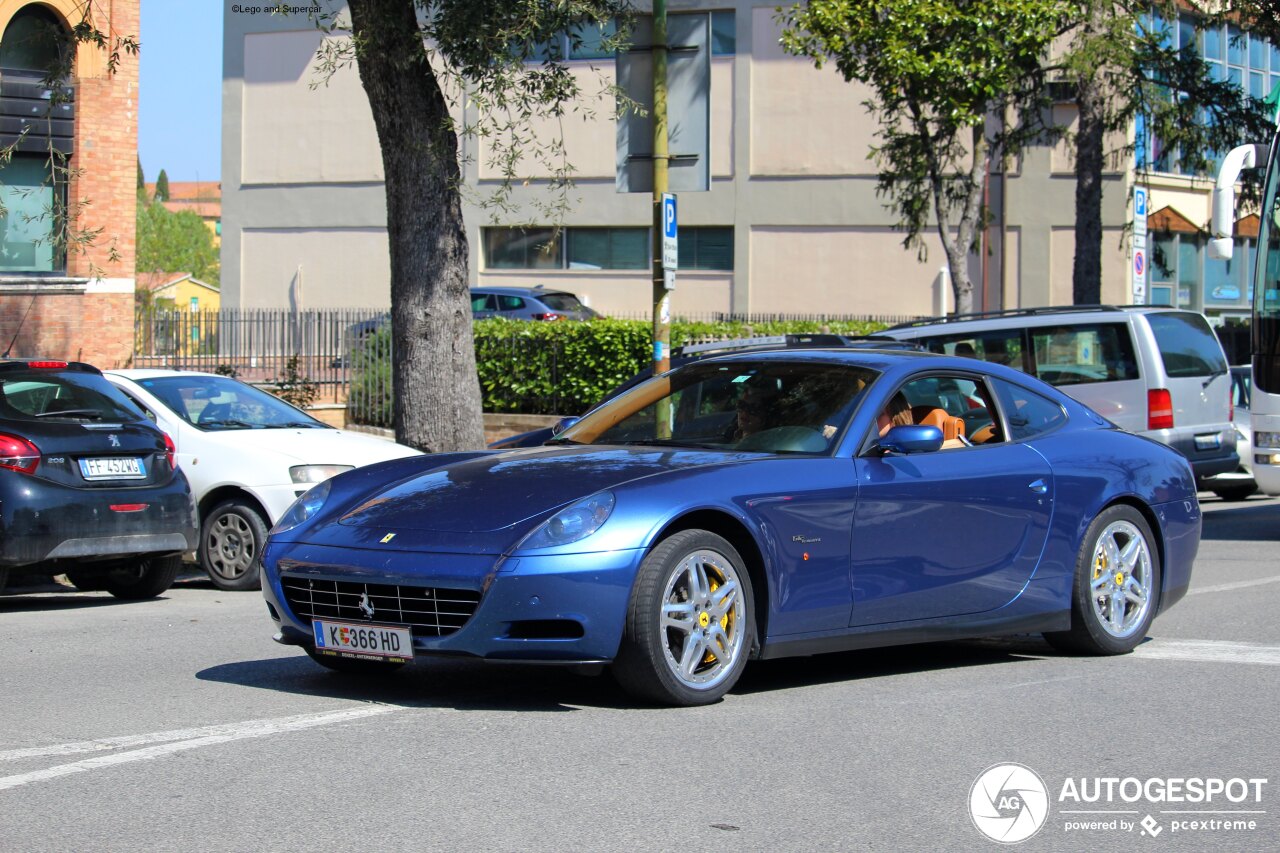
[133,307,388,402]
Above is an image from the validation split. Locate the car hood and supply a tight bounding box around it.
[335,444,756,533]
[197,427,419,467]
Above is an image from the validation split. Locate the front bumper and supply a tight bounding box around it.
[263,541,644,663]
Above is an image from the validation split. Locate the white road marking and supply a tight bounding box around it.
[1132,640,1280,666]
[1187,575,1280,596]
[0,706,396,792]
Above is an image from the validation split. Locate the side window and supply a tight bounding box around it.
[1145,312,1229,378]
[119,390,159,424]
[471,294,496,312]
[882,374,1001,449]
[497,295,526,311]
[1029,323,1139,386]
[991,379,1067,441]
[919,330,1027,372]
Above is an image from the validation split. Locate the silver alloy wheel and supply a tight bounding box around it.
[1088,519,1153,638]
[207,511,256,581]
[659,548,746,689]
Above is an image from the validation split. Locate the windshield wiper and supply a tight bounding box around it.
[271,421,324,429]
[613,438,726,449]
[200,419,259,429]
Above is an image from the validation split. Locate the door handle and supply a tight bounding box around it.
[1028,479,1048,494]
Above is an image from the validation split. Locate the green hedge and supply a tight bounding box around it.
[350,317,890,423]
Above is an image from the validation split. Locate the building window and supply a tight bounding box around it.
[567,228,648,270]
[0,5,70,72]
[1139,11,1278,177]
[523,12,734,61]
[710,11,736,56]
[483,227,648,270]
[677,226,734,270]
[0,155,59,273]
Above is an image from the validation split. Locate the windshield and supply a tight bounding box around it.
[556,360,878,454]
[136,375,329,431]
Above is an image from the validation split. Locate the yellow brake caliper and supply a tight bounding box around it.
[703,575,733,665]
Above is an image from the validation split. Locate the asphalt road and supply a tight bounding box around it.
[2,493,1278,852]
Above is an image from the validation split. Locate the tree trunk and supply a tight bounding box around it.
[348,0,486,452]
[1072,70,1106,306]
[932,128,986,316]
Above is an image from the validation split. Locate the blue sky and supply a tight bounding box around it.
[138,0,222,184]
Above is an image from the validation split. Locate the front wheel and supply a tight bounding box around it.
[104,554,182,600]
[1045,505,1161,655]
[200,500,269,591]
[613,530,755,706]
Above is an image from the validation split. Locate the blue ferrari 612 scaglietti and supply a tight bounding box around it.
[261,349,1201,706]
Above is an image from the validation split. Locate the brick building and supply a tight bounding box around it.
[0,0,138,366]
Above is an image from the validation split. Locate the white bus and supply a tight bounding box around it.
[1212,141,1280,495]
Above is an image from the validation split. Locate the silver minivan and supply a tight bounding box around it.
[882,306,1238,484]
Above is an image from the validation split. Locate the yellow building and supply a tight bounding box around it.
[138,271,220,312]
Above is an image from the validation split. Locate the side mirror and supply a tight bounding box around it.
[1209,143,1269,260]
[552,416,581,436]
[877,424,943,455]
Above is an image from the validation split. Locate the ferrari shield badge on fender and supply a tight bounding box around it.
[380,533,396,544]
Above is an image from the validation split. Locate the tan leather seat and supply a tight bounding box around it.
[911,406,966,445]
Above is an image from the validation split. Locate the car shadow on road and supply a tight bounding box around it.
[1199,499,1280,541]
[0,590,171,612]
[730,636,1054,696]
[196,652,638,712]
[197,635,1054,711]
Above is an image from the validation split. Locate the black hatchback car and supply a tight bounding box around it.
[0,359,197,598]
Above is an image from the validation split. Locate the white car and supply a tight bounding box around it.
[1203,365,1257,502]
[104,369,421,590]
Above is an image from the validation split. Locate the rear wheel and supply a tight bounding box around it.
[0,566,7,593]
[1045,505,1160,655]
[103,554,182,600]
[1211,481,1257,502]
[305,647,405,675]
[613,530,754,706]
[200,500,269,591]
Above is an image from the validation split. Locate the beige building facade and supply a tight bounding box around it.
[223,2,1199,321]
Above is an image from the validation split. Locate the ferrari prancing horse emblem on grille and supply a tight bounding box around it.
[357,592,375,619]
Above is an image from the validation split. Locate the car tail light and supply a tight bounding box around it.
[26,360,68,369]
[1228,386,1233,423]
[109,504,148,513]
[0,432,40,474]
[162,432,176,469]
[530,312,561,321]
[1148,389,1174,431]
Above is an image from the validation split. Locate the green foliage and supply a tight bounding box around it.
[136,201,219,284]
[348,326,393,427]
[154,169,170,202]
[349,318,890,422]
[269,355,319,409]
[779,1,1072,312]
[214,363,240,378]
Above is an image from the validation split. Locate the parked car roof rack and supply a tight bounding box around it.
[885,304,1140,330]
[675,333,849,357]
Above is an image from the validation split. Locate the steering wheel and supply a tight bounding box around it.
[198,402,234,424]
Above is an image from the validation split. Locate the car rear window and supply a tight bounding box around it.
[1146,312,1228,378]
[540,293,587,312]
[0,370,143,422]
[1029,323,1139,386]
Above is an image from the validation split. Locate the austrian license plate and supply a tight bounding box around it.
[79,457,145,480]
[1194,434,1222,451]
[312,619,414,662]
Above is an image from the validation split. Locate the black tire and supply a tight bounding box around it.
[200,499,270,591]
[104,554,182,600]
[613,529,755,706]
[305,647,405,675]
[0,566,8,593]
[1045,505,1161,655]
[1211,482,1257,502]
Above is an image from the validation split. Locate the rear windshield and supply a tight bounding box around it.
[0,370,143,422]
[540,293,588,312]
[1146,312,1228,378]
